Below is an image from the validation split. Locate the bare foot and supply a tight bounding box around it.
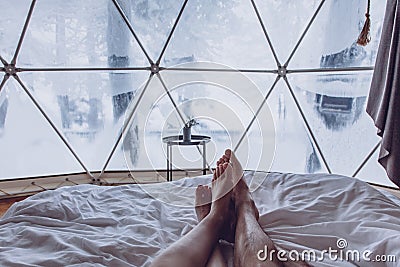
[222,149,259,220]
[209,163,234,225]
[217,149,243,188]
[216,150,230,166]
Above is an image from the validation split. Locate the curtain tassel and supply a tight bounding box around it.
[357,0,371,46]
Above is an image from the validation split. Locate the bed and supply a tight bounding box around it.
[0,172,399,266]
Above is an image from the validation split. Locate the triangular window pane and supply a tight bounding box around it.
[0,78,83,179]
[107,76,178,173]
[253,0,322,64]
[0,0,31,62]
[355,148,397,188]
[266,80,328,174]
[18,0,148,67]
[126,0,185,62]
[163,1,276,69]
[288,72,381,176]
[290,0,386,69]
[19,71,148,171]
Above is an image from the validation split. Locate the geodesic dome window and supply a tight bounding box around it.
[0,0,394,192]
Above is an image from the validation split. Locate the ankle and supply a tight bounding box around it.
[236,202,257,219]
[207,209,225,226]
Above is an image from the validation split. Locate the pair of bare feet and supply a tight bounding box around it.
[151,149,286,267]
[195,149,259,247]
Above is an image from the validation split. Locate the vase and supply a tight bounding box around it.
[183,126,191,142]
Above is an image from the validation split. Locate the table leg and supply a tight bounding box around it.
[169,145,173,181]
[166,144,170,182]
[202,143,206,175]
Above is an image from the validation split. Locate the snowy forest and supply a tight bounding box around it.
[0,0,392,186]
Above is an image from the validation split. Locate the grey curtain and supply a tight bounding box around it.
[366,0,400,187]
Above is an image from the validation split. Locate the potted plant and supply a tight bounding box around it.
[183,118,198,142]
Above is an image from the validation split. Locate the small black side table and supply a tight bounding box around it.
[162,135,211,181]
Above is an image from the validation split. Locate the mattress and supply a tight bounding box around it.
[0,172,399,266]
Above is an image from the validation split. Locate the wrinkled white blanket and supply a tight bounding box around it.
[0,172,399,266]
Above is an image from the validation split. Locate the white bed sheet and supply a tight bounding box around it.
[0,172,399,266]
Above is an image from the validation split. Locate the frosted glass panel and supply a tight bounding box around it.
[158,65,275,170]
[0,79,83,179]
[19,71,148,171]
[126,0,185,62]
[265,80,328,174]
[108,75,179,172]
[0,0,32,62]
[290,0,386,69]
[245,73,280,97]
[356,149,396,187]
[18,0,148,67]
[289,72,381,176]
[163,0,276,69]
[254,0,322,64]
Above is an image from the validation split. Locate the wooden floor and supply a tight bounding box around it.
[0,196,28,218]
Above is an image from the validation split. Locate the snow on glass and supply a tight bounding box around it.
[0,0,392,186]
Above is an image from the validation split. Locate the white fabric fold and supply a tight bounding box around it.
[0,172,399,266]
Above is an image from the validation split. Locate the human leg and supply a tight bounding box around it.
[221,149,309,267]
[195,185,227,267]
[151,163,233,267]
[233,178,282,267]
[219,149,281,267]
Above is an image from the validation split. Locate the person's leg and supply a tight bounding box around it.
[232,181,310,267]
[233,178,283,267]
[218,149,281,267]
[195,185,227,267]
[151,163,233,267]
[220,149,310,267]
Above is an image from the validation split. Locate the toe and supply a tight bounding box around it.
[196,185,202,193]
[205,186,212,199]
[221,162,229,174]
[225,149,231,159]
[195,185,202,205]
[222,155,229,163]
[196,185,212,206]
